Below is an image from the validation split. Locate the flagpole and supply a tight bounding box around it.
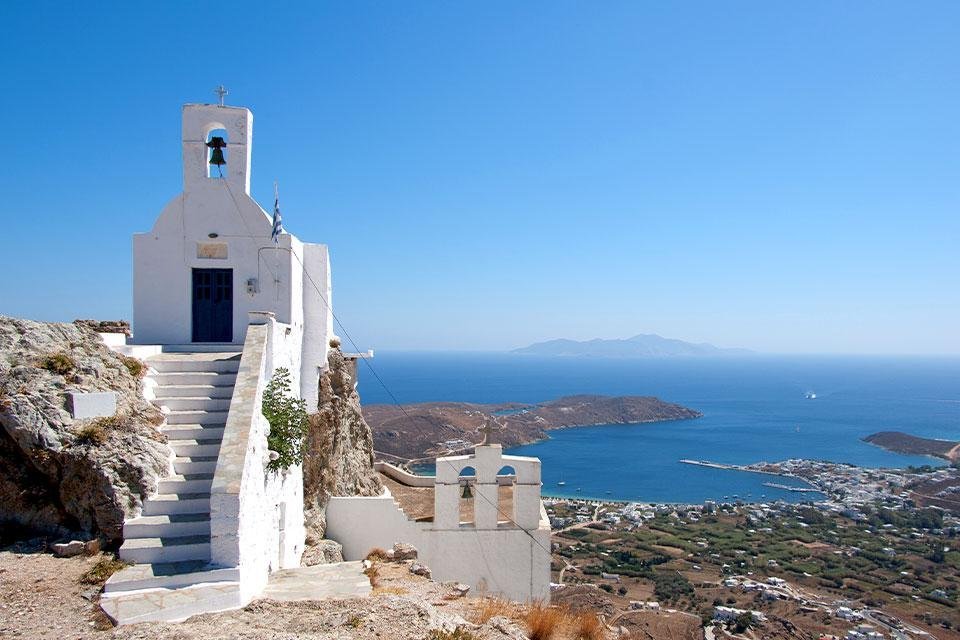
[273,181,281,302]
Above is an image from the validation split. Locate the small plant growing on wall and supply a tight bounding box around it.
[261,367,308,472]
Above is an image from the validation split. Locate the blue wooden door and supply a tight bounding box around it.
[192,268,233,342]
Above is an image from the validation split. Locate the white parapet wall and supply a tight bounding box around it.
[210,313,305,603]
[328,445,551,603]
[374,461,435,487]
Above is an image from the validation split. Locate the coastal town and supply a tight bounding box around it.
[543,459,960,639]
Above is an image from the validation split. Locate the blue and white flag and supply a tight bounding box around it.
[271,183,283,243]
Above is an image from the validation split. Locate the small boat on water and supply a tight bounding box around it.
[557,481,566,486]
[805,391,817,399]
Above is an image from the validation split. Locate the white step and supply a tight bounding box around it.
[161,344,242,353]
[142,494,210,516]
[157,397,232,412]
[152,372,237,386]
[100,580,243,625]
[155,384,234,399]
[148,358,240,374]
[165,410,229,426]
[173,458,217,475]
[103,562,239,594]
[119,535,210,564]
[124,513,210,539]
[169,441,221,458]
[157,474,215,494]
[160,425,225,441]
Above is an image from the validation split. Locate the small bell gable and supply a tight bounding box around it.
[182,104,253,194]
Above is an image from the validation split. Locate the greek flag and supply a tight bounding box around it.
[271,188,283,243]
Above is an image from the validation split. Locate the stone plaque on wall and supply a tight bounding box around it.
[197,243,228,259]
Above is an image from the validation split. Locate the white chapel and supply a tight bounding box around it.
[97,95,549,625]
[132,100,331,408]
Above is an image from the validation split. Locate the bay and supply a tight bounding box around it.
[359,353,960,503]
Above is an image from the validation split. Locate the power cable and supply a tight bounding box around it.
[214,177,555,573]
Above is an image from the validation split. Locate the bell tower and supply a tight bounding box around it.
[181,101,253,195]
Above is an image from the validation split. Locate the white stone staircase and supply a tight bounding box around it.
[101,350,244,624]
[100,346,372,624]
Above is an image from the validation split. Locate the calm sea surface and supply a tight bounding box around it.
[358,353,960,504]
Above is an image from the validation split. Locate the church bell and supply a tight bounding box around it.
[461,482,473,500]
[207,136,227,166]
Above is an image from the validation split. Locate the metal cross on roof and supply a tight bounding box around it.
[479,419,503,445]
[215,84,228,107]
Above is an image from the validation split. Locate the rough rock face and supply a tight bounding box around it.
[302,347,383,564]
[73,319,131,337]
[0,317,169,543]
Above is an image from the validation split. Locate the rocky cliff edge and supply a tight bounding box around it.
[302,346,384,564]
[0,317,169,544]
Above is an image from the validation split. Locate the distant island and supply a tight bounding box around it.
[364,394,702,461]
[864,431,960,462]
[512,334,753,357]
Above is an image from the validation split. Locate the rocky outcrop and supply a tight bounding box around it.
[302,346,383,564]
[73,319,131,337]
[0,317,169,544]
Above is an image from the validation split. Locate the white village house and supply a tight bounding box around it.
[95,96,549,624]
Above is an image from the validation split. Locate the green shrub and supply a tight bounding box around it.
[428,628,478,640]
[262,367,308,471]
[653,570,694,601]
[75,423,107,445]
[40,352,76,375]
[734,611,753,633]
[79,557,129,584]
[120,355,147,378]
[346,615,364,629]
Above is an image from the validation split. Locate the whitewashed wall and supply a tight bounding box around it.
[210,315,305,603]
[327,493,551,602]
[300,242,332,410]
[327,445,552,602]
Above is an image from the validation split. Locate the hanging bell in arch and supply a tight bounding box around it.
[207,136,227,166]
[461,482,473,500]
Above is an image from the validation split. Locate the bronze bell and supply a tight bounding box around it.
[207,136,227,166]
[461,482,473,499]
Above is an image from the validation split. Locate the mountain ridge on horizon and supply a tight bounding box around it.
[512,333,755,357]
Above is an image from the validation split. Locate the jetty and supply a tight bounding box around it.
[679,459,783,477]
[679,459,738,471]
[762,482,819,493]
[679,459,822,495]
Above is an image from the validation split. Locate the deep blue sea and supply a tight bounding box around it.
[358,353,960,504]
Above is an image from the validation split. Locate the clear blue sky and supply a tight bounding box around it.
[1,3,957,354]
